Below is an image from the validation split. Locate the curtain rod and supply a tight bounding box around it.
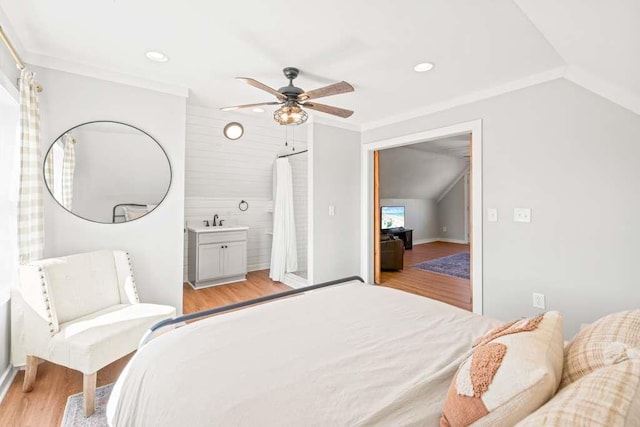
[278,149,308,158]
[0,25,43,92]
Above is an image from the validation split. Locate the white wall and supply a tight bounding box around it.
[35,66,187,312]
[437,176,467,242]
[380,198,439,242]
[364,78,640,336]
[312,123,361,283]
[184,105,307,278]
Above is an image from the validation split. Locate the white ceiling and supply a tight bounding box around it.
[515,0,640,97]
[0,0,565,126]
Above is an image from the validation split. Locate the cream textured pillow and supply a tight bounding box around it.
[440,312,564,427]
[517,359,640,427]
[561,310,640,388]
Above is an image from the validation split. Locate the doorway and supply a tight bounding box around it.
[361,120,483,314]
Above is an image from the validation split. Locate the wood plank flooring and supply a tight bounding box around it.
[379,241,472,311]
[0,269,288,427]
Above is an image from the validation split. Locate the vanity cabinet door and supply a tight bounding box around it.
[198,244,224,281]
[223,241,247,277]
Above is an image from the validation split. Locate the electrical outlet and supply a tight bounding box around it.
[532,293,546,310]
[328,205,335,216]
[442,226,447,233]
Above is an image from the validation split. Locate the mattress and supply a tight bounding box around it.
[107,281,498,426]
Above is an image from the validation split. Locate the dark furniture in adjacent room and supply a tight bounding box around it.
[384,228,413,250]
[380,235,405,271]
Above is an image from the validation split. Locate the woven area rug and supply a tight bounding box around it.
[61,383,113,427]
[413,252,470,279]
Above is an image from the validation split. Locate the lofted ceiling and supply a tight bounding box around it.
[515,0,640,97]
[0,0,564,127]
[379,136,468,200]
[0,1,636,127]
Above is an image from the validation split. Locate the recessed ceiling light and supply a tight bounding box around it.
[252,108,264,113]
[414,62,434,72]
[146,51,169,63]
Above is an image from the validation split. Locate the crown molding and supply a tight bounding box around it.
[26,52,189,98]
[360,66,567,132]
[564,66,640,116]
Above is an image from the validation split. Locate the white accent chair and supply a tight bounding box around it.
[18,250,176,416]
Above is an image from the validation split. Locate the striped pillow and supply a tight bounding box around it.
[561,310,640,388]
[517,360,640,426]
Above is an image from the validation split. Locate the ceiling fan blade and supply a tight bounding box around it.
[236,77,287,101]
[302,102,354,118]
[298,81,354,101]
[220,101,281,111]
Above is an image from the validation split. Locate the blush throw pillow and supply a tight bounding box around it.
[440,311,564,427]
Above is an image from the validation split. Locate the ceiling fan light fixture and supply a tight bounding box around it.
[274,104,308,126]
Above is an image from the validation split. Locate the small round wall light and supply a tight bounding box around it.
[223,122,244,140]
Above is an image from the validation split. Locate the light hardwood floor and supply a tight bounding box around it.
[0,269,288,427]
[379,241,472,311]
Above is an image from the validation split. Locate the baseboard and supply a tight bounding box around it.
[436,238,469,244]
[248,263,270,272]
[0,364,17,405]
[413,238,440,245]
[283,273,308,289]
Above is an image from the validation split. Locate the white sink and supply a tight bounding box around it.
[187,225,249,233]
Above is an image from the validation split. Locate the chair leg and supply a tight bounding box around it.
[22,355,39,392]
[83,372,97,417]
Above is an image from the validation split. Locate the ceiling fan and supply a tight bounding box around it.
[221,67,354,125]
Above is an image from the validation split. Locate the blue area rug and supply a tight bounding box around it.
[61,383,113,427]
[413,252,470,279]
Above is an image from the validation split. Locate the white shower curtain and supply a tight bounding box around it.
[61,133,75,209]
[269,158,298,281]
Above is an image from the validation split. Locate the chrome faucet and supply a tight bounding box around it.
[213,214,219,227]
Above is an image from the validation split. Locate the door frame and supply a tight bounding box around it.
[360,119,483,314]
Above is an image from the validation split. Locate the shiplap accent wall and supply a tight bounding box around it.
[289,153,308,274]
[184,105,308,280]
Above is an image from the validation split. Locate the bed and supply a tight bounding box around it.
[107,278,498,426]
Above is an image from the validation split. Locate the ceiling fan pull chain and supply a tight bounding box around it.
[284,126,288,147]
[292,126,295,151]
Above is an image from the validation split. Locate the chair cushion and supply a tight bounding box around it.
[47,303,175,374]
[561,310,640,388]
[40,251,123,323]
[517,360,640,427]
[441,312,564,427]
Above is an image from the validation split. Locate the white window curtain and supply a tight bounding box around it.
[17,69,44,264]
[269,158,298,281]
[61,133,75,210]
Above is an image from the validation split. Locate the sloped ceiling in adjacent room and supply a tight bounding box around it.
[379,139,468,200]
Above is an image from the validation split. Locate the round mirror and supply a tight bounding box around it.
[43,121,171,224]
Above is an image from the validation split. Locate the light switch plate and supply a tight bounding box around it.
[487,208,498,222]
[533,293,546,309]
[514,208,531,223]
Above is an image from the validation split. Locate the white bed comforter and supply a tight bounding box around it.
[107,282,497,427]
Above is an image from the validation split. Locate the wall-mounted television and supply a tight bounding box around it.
[381,206,405,230]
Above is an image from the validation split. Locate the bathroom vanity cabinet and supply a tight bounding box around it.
[187,226,249,288]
